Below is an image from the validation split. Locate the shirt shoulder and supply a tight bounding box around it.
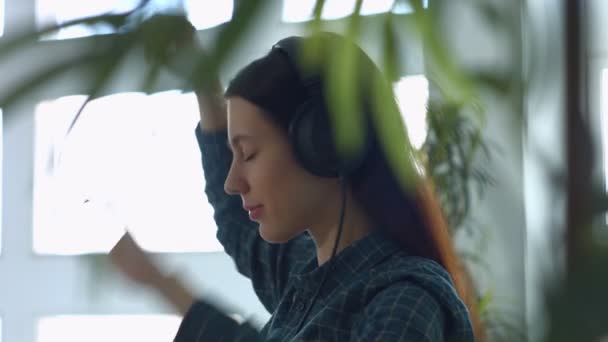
[369,253,459,295]
[361,254,474,340]
[355,280,445,341]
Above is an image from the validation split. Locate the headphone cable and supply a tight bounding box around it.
[294,175,348,334]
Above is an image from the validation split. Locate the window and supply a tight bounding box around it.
[282,0,428,23]
[600,66,608,231]
[37,0,233,40]
[37,315,181,342]
[33,91,221,254]
[603,68,608,192]
[185,0,233,31]
[393,75,429,150]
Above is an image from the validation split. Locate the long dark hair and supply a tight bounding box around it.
[225,33,483,339]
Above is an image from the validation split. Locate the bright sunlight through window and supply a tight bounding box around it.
[37,315,181,342]
[282,0,428,22]
[37,0,233,40]
[33,91,221,254]
[394,75,429,150]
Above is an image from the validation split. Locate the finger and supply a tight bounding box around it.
[109,231,140,264]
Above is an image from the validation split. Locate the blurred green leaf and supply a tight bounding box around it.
[474,0,508,30]
[0,51,102,114]
[0,13,131,61]
[478,288,494,315]
[326,1,366,161]
[190,0,270,92]
[471,70,514,95]
[371,70,418,192]
[67,35,136,134]
[309,0,328,35]
[424,100,493,230]
[409,0,480,121]
[381,13,400,83]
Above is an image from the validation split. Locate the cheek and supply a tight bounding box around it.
[272,177,328,229]
[253,158,317,240]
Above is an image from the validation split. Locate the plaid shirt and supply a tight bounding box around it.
[174,126,474,342]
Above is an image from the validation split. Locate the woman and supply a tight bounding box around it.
[110,18,478,341]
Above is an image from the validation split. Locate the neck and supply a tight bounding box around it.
[307,188,376,265]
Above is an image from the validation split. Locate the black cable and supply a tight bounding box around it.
[294,175,348,334]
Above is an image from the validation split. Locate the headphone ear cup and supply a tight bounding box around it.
[277,35,374,178]
[288,100,341,177]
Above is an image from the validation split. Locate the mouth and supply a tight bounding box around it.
[246,205,264,220]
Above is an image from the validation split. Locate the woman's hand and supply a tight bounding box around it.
[109,232,196,315]
[140,14,205,80]
[109,232,164,287]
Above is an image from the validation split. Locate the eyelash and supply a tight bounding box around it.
[243,153,256,162]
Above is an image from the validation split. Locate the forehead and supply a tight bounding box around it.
[227,97,265,128]
[226,97,280,137]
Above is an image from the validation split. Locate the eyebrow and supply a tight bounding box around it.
[227,134,254,150]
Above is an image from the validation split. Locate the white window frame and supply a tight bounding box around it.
[587,1,608,204]
[589,58,608,207]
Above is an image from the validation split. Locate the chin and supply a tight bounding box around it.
[258,223,300,244]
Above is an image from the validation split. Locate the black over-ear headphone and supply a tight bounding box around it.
[271,35,374,178]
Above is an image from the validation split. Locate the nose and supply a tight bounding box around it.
[224,161,249,195]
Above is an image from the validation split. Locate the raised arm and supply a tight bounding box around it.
[161,16,313,312]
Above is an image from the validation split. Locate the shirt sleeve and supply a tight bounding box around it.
[195,124,314,313]
[174,300,262,342]
[353,282,446,342]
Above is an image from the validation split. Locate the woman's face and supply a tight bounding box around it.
[224,96,340,243]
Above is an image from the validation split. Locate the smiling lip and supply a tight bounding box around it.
[245,205,264,220]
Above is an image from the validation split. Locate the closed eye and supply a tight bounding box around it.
[244,153,257,162]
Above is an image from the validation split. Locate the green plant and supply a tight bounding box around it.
[423,100,493,235]
[422,97,531,341]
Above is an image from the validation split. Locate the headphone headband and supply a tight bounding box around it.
[272,34,373,178]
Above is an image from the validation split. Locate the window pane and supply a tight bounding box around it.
[33,91,221,254]
[37,315,181,342]
[185,0,233,30]
[37,0,233,40]
[394,75,429,149]
[392,0,428,15]
[282,0,428,22]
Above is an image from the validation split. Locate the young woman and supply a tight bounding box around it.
[110,19,479,342]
